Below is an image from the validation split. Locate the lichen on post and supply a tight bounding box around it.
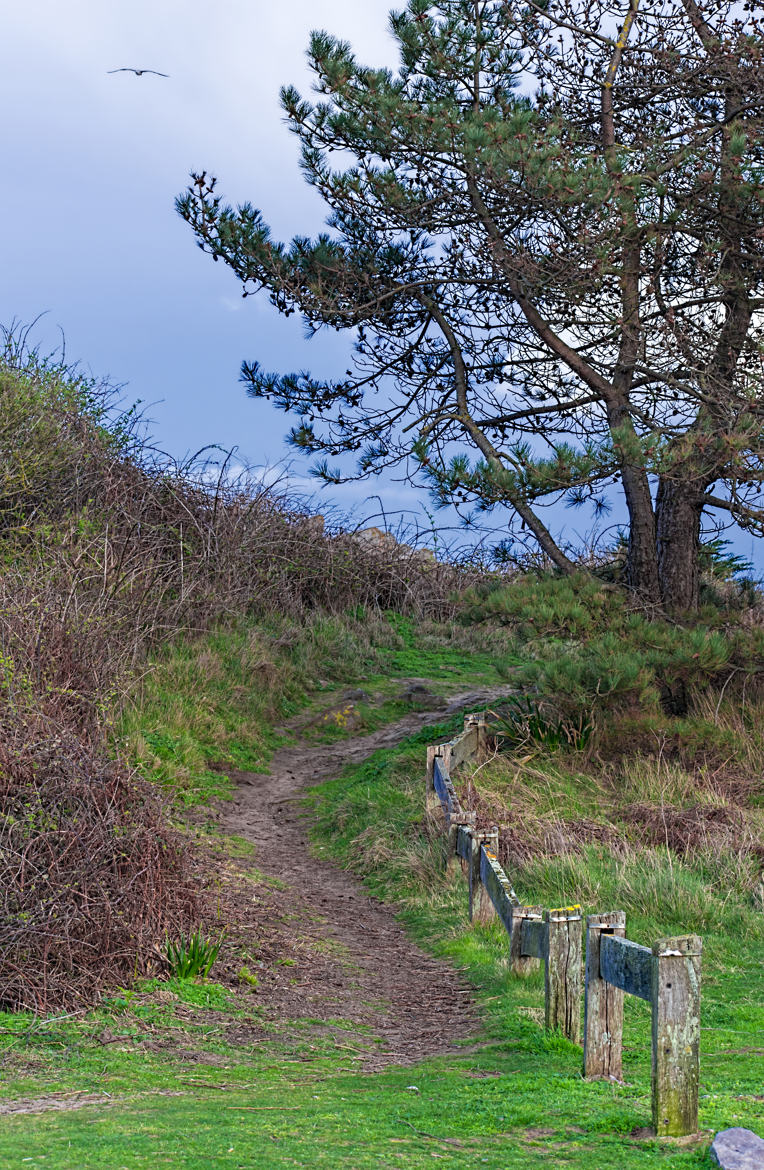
[651,934,702,1137]
[469,828,499,924]
[425,744,449,819]
[583,911,626,1080]
[544,906,582,1043]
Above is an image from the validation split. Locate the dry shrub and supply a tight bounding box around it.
[0,351,470,725]
[622,801,762,860]
[0,710,195,1012]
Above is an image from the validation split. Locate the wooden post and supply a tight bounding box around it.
[651,934,702,1137]
[583,911,626,1080]
[469,828,499,924]
[544,906,582,1042]
[477,713,488,760]
[425,744,450,819]
[463,711,488,761]
[446,812,475,878]
[510,906,543,976]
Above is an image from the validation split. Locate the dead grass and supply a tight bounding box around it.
[456,694,764,893]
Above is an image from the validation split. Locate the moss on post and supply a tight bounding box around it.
[583,911,625,1080]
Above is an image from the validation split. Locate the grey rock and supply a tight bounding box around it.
[710,1128,764,1170]
[400,683,445,709]
[342,688,370,702]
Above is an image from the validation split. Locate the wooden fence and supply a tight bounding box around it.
[425,713,702,1138]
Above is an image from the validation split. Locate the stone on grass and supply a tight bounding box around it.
[710,1127,764,1170]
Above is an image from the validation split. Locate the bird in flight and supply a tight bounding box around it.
[107,68,169,77]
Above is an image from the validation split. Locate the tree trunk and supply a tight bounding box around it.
[655,477,703,611]
[622,466,662,605]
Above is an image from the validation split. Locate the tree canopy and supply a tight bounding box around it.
[177,0,764,609]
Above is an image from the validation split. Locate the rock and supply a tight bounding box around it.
[351,526,437,566]
[353,526,399,551]
[710,1128,764,1170]
[303,514,324,534]
[342,688,370,702]
[312,702,364,732]
[400,683,445,709]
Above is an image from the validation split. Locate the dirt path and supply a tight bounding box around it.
[219,688,502,1070]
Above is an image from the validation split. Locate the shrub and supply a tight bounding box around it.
[464,573,764,719]
[0,711,196,1012]
[0,336,476,1012]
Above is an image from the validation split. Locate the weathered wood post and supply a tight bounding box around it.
[469,828,499,924]
[446,811,475,878]
[651,935,702,1137]
[584,911,626,1079]
[544,906,582,1042]
[477,713,488,758]
[463,711,488,759]
[509,906,543,976]
[425,744,450,819]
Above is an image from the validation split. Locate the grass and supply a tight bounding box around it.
[115,612,386,804]
[1,719,759,1167]
[0,616,760,1167]
[116,611,511,801]
[304,723,763,1160]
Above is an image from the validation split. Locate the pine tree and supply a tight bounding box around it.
[177,0,764,609]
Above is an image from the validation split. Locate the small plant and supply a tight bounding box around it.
[237,965,259,987]
[164,929,225,980]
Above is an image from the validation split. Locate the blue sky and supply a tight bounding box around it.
[1,1,413,516]
[1,2,759,569]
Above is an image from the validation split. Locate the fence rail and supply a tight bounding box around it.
[424,711,702,1138]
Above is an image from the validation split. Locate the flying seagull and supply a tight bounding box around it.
[107,68,169,77]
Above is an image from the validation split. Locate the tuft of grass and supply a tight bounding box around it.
[164,929,225,980]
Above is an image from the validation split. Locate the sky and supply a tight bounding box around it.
[1,2,759,568]
[1,0,421,522]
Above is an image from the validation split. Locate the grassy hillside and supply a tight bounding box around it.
[0,344,762,1167]
[0,345,471,1010]
[0,629,760,1167]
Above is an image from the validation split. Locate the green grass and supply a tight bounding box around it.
[116,611,510,803]
[1,719,759,1166]
[0,977,733,1169]
[115,613,386,804]
[1,617,760,1167]
[0,1062,722,1169]
[304,726,763,1160]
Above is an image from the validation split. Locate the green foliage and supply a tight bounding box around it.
[462,573,763,717]
[699,539,755,583]
[164,929,225,980]
[460,572,622,638]
[237,966,259,987]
